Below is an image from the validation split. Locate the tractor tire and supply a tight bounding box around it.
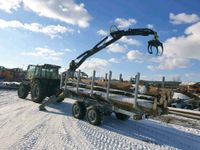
[115,112,130,121]
[31,81,46,103]
[72,101,86,119]
[18,83,29,99]
[86,106,102,126]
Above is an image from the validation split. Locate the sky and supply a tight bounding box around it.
[0,0,200,81]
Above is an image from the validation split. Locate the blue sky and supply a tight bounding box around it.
[0,0,200,81]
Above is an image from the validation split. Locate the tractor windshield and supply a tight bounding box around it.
[26,65,36,79]
[45,68,59,79]
[26,65,59,79]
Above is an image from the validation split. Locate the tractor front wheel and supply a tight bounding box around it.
[18,83,29,99]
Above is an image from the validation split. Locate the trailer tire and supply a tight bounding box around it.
[115,112,130,121]
[31,81,45,103]
[18,83,29,99]
[86,106,102,126]
[72,102,86,119]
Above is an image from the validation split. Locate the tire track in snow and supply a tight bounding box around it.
[11,117,51,150]
[25,105,91,150]
[39,100,93,150]
[61,118,82,150]
[0,103,33,134]
[61,115,93,150]
[0,103,40,129]
[76,119,169,150]
[0,97,51,149]
[32,115,80,150]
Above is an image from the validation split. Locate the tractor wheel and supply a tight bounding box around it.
[86,106,102,126]
[18,83,29,99]
[72,101,86,119]
[31,81,45,103]
[115,112,130,121]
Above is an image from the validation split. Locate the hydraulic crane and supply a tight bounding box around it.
[69,25,163,72]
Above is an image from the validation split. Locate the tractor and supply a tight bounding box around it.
[18,64,63,103]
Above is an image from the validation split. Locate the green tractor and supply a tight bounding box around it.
[18,64,63,103]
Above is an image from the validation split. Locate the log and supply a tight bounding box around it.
[81,79,132,91]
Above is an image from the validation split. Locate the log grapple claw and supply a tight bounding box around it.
[148,35,163,56]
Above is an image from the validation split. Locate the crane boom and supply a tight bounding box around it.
[69,26,163,72]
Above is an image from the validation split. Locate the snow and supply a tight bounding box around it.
[172,92,190,100]
[0,90,200,150]
[153,114,200,136]
[132,84,147,94]
[2,81,20,85]
[0,82,20,89]
[139,85,147,94]
[180,82,196,86]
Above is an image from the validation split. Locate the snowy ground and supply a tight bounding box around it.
[0,90,200,150]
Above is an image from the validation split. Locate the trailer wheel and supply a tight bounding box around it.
[115,112,130,121]
[18,83,29,99]
[86,106,102,126]
[72,102,86,119]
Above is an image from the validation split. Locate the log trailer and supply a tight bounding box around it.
[37,26,171,126]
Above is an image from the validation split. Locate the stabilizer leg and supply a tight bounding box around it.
[39,95,58,111]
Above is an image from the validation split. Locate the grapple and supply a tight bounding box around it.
[148,34,163,56]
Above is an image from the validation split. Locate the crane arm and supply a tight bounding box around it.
[69,26,163,72]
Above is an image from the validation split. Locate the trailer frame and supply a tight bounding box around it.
[60,70,143,125]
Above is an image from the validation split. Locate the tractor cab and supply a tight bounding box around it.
[26,64,60,80]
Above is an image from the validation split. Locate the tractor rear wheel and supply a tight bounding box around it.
[31,81,45,103]
[18,83,29,99]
